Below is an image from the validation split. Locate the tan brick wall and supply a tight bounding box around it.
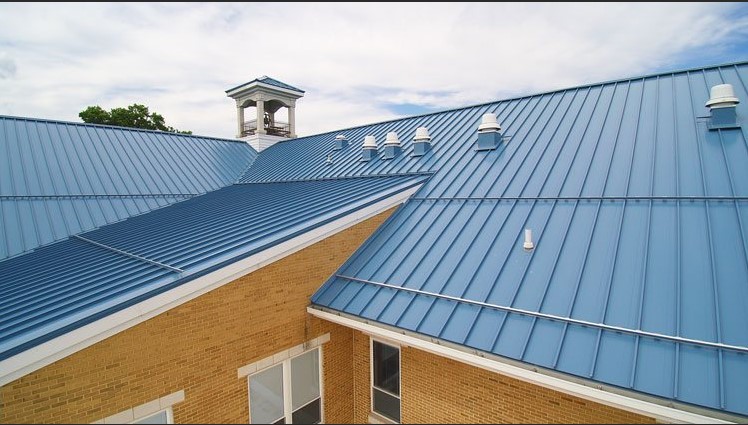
[0,208,396,424]
[338,328,656,424]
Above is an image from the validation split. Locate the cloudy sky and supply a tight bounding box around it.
[1,2,748,139]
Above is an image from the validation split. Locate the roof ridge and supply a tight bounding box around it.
[235,171,435,185]
[0,114,249,145]
[282,59,748,141]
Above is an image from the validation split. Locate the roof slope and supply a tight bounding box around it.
[311,62,748,417]
[0,175,426,361]
[0,116,257,260]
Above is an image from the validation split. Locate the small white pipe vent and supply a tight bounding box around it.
[523,229,534,251]
[326,153,333,165]
[706,84,740,109]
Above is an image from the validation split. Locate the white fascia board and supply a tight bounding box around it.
[0,184,421,387]
[306,307,733,425]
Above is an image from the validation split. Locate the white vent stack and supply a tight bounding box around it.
[326,153,333,165]
[334,134,348,150]
[412,127,432,157]
[477,113,503,150]
[706,84,740,130]
[383,131,402,160]
[523,229,534,251]
[362,135,377,161]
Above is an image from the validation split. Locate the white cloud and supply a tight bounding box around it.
[0,2,746,138]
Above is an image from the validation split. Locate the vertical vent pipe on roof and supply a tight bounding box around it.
[334,134,348,150]
[523,229,534,251]
[383,131,401,160]
[706,84,740,130]
[362,135,377,161]
[477,113,503,150]
[412,127,432,157]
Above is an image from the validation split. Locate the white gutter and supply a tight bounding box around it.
[307,307,733,424]
[0,183,422,387]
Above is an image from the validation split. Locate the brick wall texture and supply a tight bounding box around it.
[2,204,657,424]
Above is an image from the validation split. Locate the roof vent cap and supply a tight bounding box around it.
[362,135,377,161]
[383,132,402,160]
[414,127,431,141]
[363,135,377,149]
[384,131,401,147]
[478,113,502,133]
[326,153,333,165]
[706,84,739,109]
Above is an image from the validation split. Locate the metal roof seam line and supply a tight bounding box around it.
[73,235,183,274]
[331,274,748,354]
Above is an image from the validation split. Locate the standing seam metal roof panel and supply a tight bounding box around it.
[0,175,426,361]
[311,62,748,417]
[0,116,257,260]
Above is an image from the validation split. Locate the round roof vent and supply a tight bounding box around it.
[706,84,740,109]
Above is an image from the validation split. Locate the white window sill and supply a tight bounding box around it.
[368,412,398,424]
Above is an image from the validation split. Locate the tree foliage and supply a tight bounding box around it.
[79,104,192,134]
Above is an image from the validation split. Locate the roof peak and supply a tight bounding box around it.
[225,76,305,94]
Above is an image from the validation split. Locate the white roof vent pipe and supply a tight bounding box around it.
[412,127,432,157]
[477,113,503,151]
[383,131,401,160]
[362,135,377,161]
[523,229,535,251]
[326,153,333,165]
[706,84,741,130]
[334,134,348,150]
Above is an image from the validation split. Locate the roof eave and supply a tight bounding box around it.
[307,305,745,424]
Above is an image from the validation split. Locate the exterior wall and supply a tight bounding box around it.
[0,208,396,424]
[340,327,656,424]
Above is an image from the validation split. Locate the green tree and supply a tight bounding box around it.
[79,103,192,134]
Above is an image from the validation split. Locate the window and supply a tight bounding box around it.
[371,340,400,423]
[249,348,322,424]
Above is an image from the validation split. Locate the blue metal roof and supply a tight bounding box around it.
[311,62,748,417]
[226,76,305,94]
[0,175,426,361]
[0,116,256,260]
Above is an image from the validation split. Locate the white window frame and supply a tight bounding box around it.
[370,338,401,424]
[248,346,325,424]
[129,407,173,424]
[94,390,183,424]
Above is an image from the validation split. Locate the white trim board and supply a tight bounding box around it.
[0,184,421,387]
[307,307,734,425]
[91,390,183,424]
